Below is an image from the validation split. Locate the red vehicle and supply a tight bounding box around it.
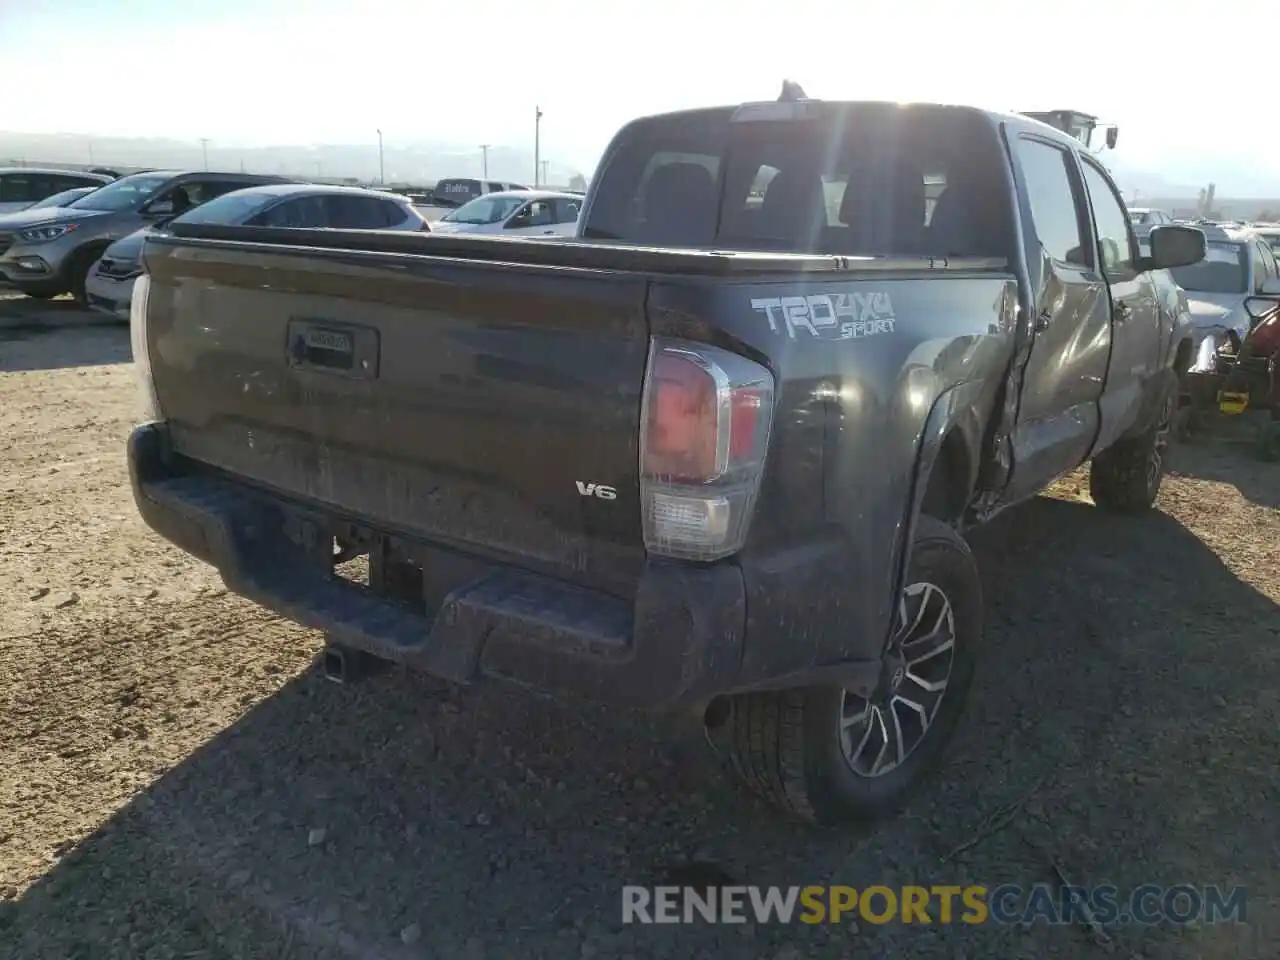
[1217,295,1280,459]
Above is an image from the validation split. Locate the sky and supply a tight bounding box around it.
[1,0,1276,189]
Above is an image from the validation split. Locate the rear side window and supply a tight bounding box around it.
[53,174,100,191]
[259,196,330,228]
[0,174,49,204]
[322,195,397,228]
[1013,138,1088,266]
[583,104,1012,258]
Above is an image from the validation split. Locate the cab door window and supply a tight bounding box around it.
[1079,158,1136,277]
[507,200,554,228]
[553,197,581,223]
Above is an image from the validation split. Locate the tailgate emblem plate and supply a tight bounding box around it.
[286,319,380,380]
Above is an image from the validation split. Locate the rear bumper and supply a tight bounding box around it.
[128,422,754,710]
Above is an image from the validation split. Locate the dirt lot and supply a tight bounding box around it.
[1,293,1277,960]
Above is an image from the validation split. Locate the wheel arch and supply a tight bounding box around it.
[890,381,988,629]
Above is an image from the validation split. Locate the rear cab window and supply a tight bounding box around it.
[581,104,1014,258]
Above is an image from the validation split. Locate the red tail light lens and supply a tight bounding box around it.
[639,339,775,561]
[644,351,718,482]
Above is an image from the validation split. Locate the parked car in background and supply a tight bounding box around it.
[1252,222,1280,256]
[0,169,297,302]
[429,177,529,208]
[0,167,114,214]
[85,184,429,321]
[427,190,582,237]
[1127,206,1174,239]
[25,185,100,211]
[1139,222,1280,372]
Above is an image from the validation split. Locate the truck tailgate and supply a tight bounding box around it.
[142,236,651,595]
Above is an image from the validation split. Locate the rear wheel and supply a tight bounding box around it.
[721,517,981,825]
[1089,385,1174,514]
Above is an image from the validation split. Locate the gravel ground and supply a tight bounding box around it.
[1,294,1277,960]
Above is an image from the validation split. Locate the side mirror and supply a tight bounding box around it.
[1144,225,1206,270]
[1243,295,1280,324]
[146,199,175,217]
[1105,126,1119,150]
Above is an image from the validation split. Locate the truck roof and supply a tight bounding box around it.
[615,99,1086,153]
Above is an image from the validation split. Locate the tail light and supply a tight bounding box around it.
[639,338,775,561]
[129,272,161,422]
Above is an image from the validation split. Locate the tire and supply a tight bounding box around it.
[1089,383,1175,514]
[68,247,105,306]
[14,282,66,300]
[721,516,982,825]
[1257,420,1280,463]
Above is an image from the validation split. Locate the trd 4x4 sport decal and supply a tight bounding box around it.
[751,291,897,341]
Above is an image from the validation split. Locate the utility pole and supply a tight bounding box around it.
[479,144,490,179]
[540,160,549,187]
[534,106,542,186]
[200,138,209,170]
[377,129,385,185]
[87,141,94,165]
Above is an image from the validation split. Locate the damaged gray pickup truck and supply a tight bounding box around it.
[127,94,1207,825]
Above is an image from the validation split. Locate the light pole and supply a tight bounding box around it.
[377,129,385,185]
[540,160,549,187]
[200,138,209,170]
[534,106,542,186]
[479,144,490,179]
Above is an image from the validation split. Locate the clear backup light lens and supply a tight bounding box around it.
[129,272,161,422]
[639,338,775,561]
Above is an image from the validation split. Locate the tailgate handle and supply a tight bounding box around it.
[286,319,379,379]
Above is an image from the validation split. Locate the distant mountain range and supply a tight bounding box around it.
[1088,153,1280,203]
[7,129,1280,217]
[0,131,584,187]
